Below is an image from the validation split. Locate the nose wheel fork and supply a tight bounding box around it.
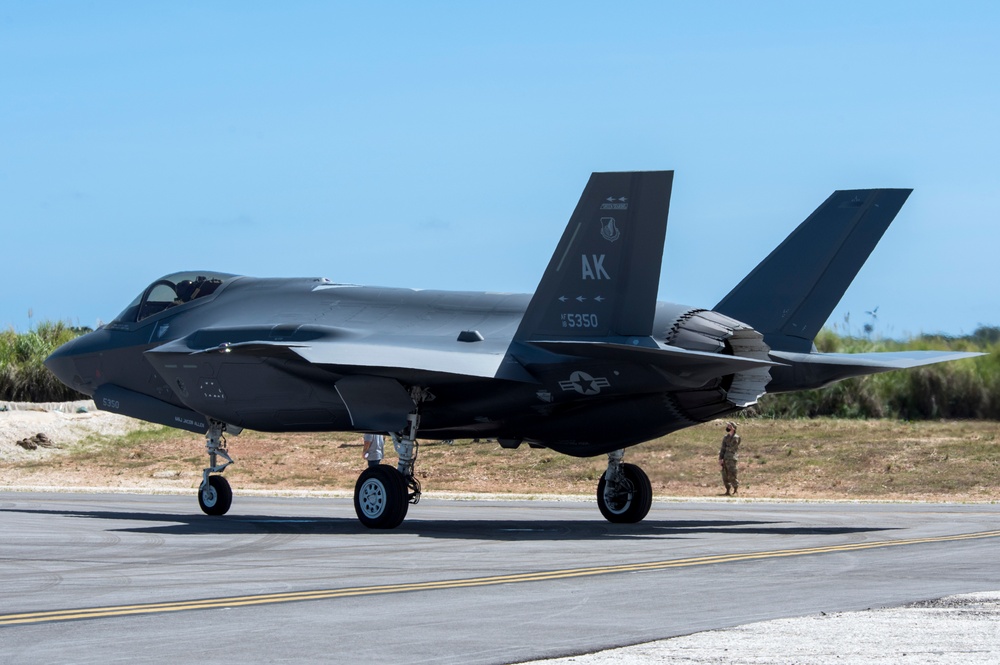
[198,420,233,516]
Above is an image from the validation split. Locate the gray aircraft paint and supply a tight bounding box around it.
[45,171,980,525]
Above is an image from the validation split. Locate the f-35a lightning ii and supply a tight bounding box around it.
[46,171,979,528]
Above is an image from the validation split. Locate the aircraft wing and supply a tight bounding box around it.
[145,330,510,379]
[143,330,512,431]
[288,337,508,378]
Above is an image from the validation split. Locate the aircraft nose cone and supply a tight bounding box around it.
[44,343,78,390]
[44,331,107,396]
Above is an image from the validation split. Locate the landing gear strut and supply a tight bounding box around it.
[353,412,422,529]
[596,449,652,523]
[198,420,233,516]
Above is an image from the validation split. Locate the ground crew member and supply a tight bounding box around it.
[362,433,384,468]
[719,421,741,495]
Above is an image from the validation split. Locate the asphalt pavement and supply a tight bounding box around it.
[2,492,999,664]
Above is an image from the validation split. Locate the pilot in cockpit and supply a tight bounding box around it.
[173,276,222,305]
[174,280,197,304]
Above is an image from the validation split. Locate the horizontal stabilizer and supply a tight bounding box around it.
[768,349,985,392]
[788,350,986,369]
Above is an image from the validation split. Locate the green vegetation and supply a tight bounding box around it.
[757,327,1000,420]
[0,322,89,402]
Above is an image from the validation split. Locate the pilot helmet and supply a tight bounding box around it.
[175,280,196,301]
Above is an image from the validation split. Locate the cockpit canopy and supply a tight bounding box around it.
[113,271,239,323]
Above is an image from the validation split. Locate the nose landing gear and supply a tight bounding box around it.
[198,420,234,516]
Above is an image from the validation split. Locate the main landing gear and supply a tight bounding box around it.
[191,414,652,526]
[198,420,234,516]
[354,413,422,529]
[597,448,652,523]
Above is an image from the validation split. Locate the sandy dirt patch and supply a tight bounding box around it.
[0,401,148,463]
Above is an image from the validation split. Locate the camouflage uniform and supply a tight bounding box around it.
[719,422,741,495]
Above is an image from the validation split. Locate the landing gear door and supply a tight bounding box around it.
[335,376,415,432]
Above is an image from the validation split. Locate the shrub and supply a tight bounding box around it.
[0,322,89,402]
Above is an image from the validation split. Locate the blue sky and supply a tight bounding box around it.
[2,2,997,339]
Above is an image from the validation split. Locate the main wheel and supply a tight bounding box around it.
[596,463,652,524]
[354,465,409,529]
[199,475,233,516]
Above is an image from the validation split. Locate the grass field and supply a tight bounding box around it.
[4,418,999,502]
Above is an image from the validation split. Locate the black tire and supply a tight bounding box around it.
[596,463,652,524]
[354,465,409,529]
[199,475,233,516]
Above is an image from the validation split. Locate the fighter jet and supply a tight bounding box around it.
[45,171,979,528]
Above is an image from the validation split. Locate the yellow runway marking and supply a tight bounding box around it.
[3,529,998,626]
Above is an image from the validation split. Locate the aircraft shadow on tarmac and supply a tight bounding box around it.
[3,507,895,542]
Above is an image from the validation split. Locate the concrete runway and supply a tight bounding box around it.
[1,491,998,664]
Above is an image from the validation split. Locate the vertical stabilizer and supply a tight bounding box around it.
[714,188,911,353]
[513,171,674,343]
